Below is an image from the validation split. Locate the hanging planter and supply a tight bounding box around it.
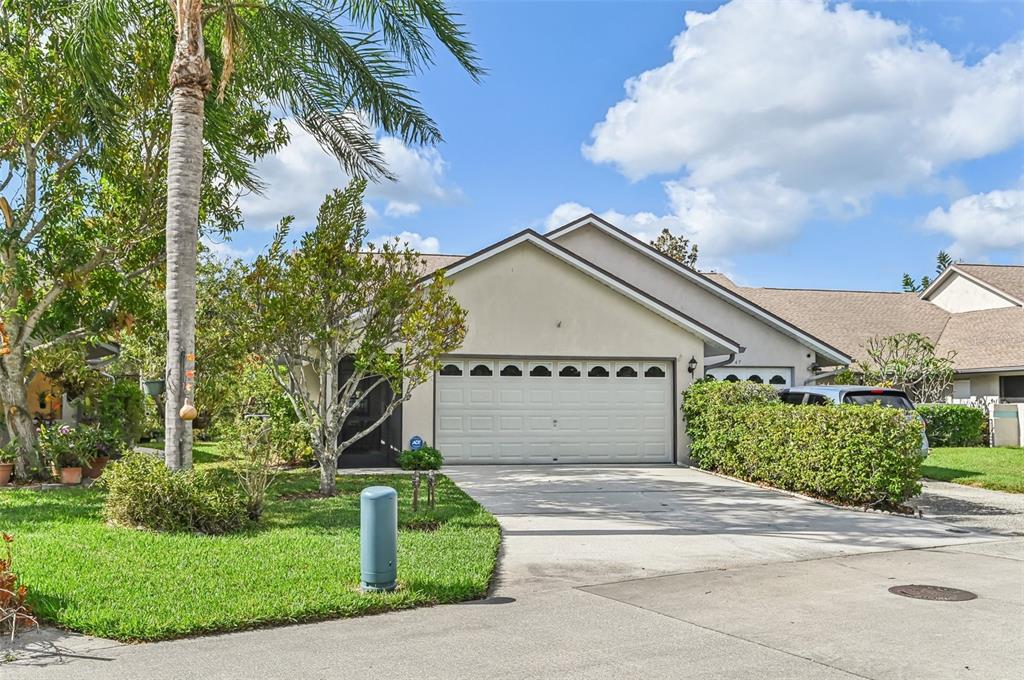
[142,379,166,397]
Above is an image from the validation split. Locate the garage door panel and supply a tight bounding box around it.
[437,357,673,464]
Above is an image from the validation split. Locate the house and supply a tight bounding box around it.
[344,215,851,467]
[704,263,1024,403]
[344,215,1021,466]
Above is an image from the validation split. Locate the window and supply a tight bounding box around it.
[805,394,831,406]
[616,365,638,378]
[439,364,462,376]
[843,391,913,410]
[500,364,522,377]
[470,364,492,377]
[530,365,552,377]
[748,375,763,384]
[587,365,609,377]
[644,366,666,378]
[724,374,739,382]
[780,391,805,405]
[558,365,581,377]
[1001,376,1024,401]
[769,375,787,385]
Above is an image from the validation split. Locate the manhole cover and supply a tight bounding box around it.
[888,585,977,601]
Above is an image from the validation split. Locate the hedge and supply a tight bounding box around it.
[683,380,925,505]
[916,404,986,447]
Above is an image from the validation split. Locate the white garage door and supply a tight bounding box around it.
[706,366,793,387]
[435,358,674,464]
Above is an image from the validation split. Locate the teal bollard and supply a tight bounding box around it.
[360,486,398,592]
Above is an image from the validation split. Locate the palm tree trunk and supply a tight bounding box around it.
[163,8,211,470]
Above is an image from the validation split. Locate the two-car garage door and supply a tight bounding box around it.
[435,357,674,464]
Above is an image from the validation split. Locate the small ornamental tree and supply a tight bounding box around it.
[650,228,699,268]
[230,180,466,496]
[861,333,956,403]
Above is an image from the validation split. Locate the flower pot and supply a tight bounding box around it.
[60,466,83,485]
[142,379,166,397]
[0,463,12,485]
[84,456,110,479]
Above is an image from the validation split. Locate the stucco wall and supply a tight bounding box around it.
[928,273,1016,313]
[402,241,706,463]
[554,225,820,384]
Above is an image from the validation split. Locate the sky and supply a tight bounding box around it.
[217,0,1024,291]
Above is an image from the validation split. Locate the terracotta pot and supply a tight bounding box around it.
[60,466,83,485]
[0,463,12,485]
[84,456,110,479]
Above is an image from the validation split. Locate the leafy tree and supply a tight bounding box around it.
[71,0,483,470]
[0,1,281,476]
[901,250,955,292]
[861,333,956,403]
[227,180,466,496]
[650,229,699,267]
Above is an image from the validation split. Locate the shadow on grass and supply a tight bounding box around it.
[921,465,984,482]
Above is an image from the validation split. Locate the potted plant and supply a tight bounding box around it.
[0,441,17,485]
[80,426,119,478]
[38,425,92,485]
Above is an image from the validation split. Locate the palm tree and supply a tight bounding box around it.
[74,0,482,469]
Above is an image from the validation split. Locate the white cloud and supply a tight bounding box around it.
[580,0,1024,255]
[369,231,442,254]
[201,236,254,262]
[238,120,459,232]
[923,188,1024,258]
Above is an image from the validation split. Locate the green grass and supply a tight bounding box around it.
[0,446,500,641]
[922,446,1024,493]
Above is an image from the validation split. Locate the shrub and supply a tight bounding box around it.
[82,380,146,445]
[683,380,924,505]
[37,424,91,469]
[916,404,986,447]
[0,533,36,638]
[221,418,278,520]
[101,453,248,534]
[398,446,443,471]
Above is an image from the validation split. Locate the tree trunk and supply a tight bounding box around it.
[0,351,40,478]
[163,18,211,471]
[319,450,338,496]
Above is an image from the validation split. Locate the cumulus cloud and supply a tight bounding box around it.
[238,120,459,232]
[923,188,1024,258]
[580,0,1024,255]
[369,231,442,254]
[201,236,255,262]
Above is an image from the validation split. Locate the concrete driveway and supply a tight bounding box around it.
[5,466,1023,680]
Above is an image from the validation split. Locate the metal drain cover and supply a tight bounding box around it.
[888,584,977,601]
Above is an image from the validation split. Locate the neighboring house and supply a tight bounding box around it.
[347,214,1021,466]
[705,263,1024,403]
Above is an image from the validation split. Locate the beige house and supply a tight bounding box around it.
[705,262,1024,403]
[346,215,1021,466]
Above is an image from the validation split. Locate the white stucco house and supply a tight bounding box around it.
[340,215,1023,467]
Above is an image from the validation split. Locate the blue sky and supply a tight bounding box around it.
[223,0,1024,291]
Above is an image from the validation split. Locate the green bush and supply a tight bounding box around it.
[100,453,248,534]
[683,380,924,505]
[82,380,146,444]
[916,404,986,447]
[398,446,443,470]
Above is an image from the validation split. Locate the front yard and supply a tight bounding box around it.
[922,446,1024,494]
[1,446,500,641]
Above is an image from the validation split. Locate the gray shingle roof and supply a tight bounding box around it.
[935,307,1024,370]
[954,264,1024,302]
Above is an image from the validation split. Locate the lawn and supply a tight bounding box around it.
[0,445,501,641]
[922,446,1024,494]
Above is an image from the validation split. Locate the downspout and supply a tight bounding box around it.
[704,350,740,372]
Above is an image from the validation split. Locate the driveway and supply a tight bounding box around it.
[907,479,1024,536]
[5,466,1023,680]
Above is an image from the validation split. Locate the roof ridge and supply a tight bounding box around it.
[741,286,913,295]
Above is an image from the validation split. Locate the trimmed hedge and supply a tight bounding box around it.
[916,404,986,447]
[683,380,925,505]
